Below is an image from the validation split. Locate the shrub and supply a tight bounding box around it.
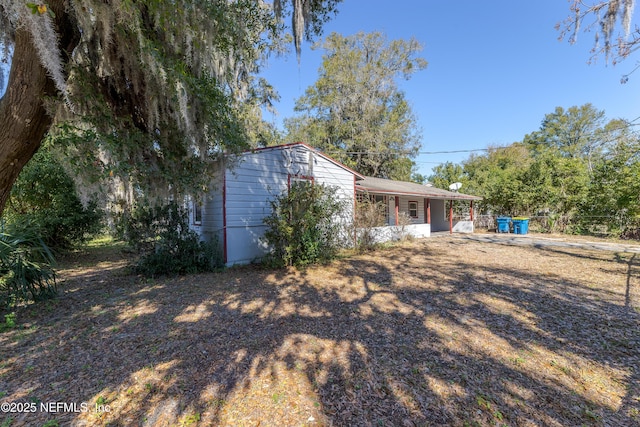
[354,198,388,251]
[3,148,102,250]
[115,202,222,276]
[396,211,415,239]
[0,222,57,311]
[262,183,350,267]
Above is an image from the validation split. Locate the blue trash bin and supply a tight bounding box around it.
[512,217,530,235]
[496,216,511,233]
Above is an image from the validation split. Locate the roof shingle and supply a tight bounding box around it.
[355,176,482,200]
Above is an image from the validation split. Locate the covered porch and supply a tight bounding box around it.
[355,176,482,242]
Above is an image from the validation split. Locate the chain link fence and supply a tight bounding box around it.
[473,214,640,239]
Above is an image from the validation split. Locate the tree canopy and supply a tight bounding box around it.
[428,162,465,192]
[431,104,640,237]
[0,0,341,215]
[2,143,102,249]
[284,31,427,181]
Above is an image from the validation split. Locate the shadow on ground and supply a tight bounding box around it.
[1,237,639,426]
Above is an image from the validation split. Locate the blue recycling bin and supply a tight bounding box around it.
[512,217,530,235]
[496,216,511,233]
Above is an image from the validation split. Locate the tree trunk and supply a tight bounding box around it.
[0,26,54,215]
[0,0,77,216]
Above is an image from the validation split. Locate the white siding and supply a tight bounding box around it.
[358,223,431,243]
[191,144,475,267]
[385,197,474,233]
[386,196,427,225]
[396,197,425,224]
[311,149,356,242]
[189,161,225,256]
[202,166,225,253]
[358,195,472,234]
[223,145,356,266]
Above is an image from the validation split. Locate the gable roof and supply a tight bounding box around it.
[243,143,481,200]
[356,176,482,201]
[245,142,365,179]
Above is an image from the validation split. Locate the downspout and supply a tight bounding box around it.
[222,167,228,265]
[353,176,357,247]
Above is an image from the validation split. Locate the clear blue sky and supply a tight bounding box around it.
[2,1,638,179]
[260,0,640,177]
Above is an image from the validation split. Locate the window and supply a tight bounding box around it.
[193,201,202,225]
[289,174,314,190]
[408,201,418,218]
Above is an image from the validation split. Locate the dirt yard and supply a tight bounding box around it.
[1,236,639,426]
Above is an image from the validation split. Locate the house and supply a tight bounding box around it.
[355,175,481,243]
[190,142,481,266]
[190,143,362,266]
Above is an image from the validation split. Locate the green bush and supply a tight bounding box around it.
[0,222,57,311]
[115,202,222,276]
[3,148,102,250]
[262,183,350,267]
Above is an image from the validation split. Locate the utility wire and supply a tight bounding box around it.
[344,148,492,156]
[340,122,640,157]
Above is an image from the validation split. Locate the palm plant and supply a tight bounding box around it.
[0,221,57,310]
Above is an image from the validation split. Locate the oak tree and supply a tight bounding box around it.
[0,0,341,215]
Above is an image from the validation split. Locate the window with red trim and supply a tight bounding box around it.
[288,174,314,190]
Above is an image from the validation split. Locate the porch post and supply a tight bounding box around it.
[425,198,431,224]
[470,200,474,221]
[449,199,453,234]
[395,196,400,226]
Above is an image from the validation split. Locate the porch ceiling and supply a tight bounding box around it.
[355,176,482,201]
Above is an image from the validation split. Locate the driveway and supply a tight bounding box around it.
[446,232,640,254]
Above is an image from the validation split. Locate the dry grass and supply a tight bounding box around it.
[1,236,639,426]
